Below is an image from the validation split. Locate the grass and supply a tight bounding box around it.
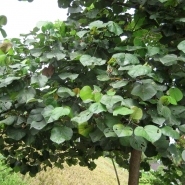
[0,154,164,185]
[0,156,27,185]
[23,157,129,185]
[1,154,165,185]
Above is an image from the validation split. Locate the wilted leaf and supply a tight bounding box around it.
[42,64,55,77]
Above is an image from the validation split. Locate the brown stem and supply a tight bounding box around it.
[128,149,142,185]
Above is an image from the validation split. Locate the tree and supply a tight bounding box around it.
[1,0,185,184]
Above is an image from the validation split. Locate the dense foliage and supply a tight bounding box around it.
[1,0,185,184]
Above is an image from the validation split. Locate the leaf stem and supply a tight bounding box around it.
[111,156,120,185]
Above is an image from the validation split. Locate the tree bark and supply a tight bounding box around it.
[128,149,142,185]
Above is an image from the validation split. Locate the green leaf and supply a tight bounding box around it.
[89,102,107,114]
[128,65,152,78]
[152,117,165,125]
[0,116,17,125]
[31,74,48,88]
[113,106,134,116]
[153,135,169,150]
[131,106,143,120]
[177,40,185,53]
[158,0,168,2]
[134,125,161,143]
[0,28,7,38]
[100,95,123,110]
[112,53,139,66]
[78,122,93,138]
[104,113,121,128]
[119,137,130,146]
[131,83,157,101]
[130,136,147,152]
[30,120,47,130]
[30,48,42,57]
[105,21,123,36]
[89,129,104,142]
[36,21,51,28]
[97,74,110,81]
[80,55,106,66]
[178,124,185,132]
[0,15,7,26]
[76,30,89,38]
[50,126,73,144]
[94,92,102,102]
[160,54,177,66]
[57,87,75,98]
[110,80,128,88]
[170,106,185,115]
[59,73,79,80]
[157,104,171,118]
[46,49,66,60]
[147,46,160,56]
[17,87,36,104]
[80,86,93,101]
[104,128,117,137]
[51,107,70,120]
[86,9,99,18]
[160,95,177,105]
[168,144,182,165]
[89,20,104,29]
[7,128,26,140]
[168,87,183,102]
[71,110,93,123]
[182,150,185,162]
[43,88,57,98]
[113,124,133,137]
[42,106,70,123]
[68,7,83,13]
[161,126,180,139]
[0,54,6,65]
[27,108,43,124]
[0,77,21,88]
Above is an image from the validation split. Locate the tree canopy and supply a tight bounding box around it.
[1,0,185,184]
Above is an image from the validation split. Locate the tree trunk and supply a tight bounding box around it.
[128,149,142,185]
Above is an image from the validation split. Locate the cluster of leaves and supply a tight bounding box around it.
[151,164,185,185]
[1,0,185,178]
[140,162,185,185]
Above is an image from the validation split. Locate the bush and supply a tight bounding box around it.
[0,156,27,185]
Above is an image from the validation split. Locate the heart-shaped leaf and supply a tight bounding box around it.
[113,124,133,137]
[100,95,123,109]
[113,106,134,116]
[130,136,147,152]
[161,126,180,139]
[89,102,107,114]
[134,125,161,143]
[78,122,93,138]
[50,126,73,144]
[71,110,93,123]
[104,128,117,137]
[131,83,157,101]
